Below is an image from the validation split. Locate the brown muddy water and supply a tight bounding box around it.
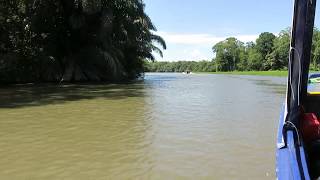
[0,73,286,179]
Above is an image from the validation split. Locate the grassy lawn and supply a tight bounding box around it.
[197,71,288,77]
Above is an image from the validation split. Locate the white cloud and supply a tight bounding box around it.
[189,49,207,60]
[156,31,259,46]
[236,35,260,43]
[156,46,212,61]
[152,31,260,61]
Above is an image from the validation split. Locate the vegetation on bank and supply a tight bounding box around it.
[198,71,288,77]
[3,0,320,83]
[144,60,288,76]
[144,60,215,72]
[148,28,320,74]
[0,0,165,83]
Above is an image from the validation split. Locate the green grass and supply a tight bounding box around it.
[197,70,288,77]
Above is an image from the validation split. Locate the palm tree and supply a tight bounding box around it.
[0,0,166,83]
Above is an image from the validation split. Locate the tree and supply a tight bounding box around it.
[212,37,244,71]
[247,48,263,70]
[256,32,276,69]
[145,61,215,72]
[0,0,166,83]
[264,28,290,70]
[237,44,248,71]
[312,28,320,70]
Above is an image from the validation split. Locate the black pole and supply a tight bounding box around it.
[286,0,317,125]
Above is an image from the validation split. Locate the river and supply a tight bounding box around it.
[0,73,286,179]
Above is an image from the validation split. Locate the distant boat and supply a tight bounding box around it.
[182,70,192,74]
[276,0,319,179]
[309,73,320,84]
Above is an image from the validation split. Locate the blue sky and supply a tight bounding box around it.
[144,0,320,61]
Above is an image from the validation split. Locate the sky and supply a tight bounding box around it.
[143,0,320,61]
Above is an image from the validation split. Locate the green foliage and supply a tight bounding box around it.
[255,32,276,61]
[145,61,215,73]
[148,27,320,73]
[212,37,244,71]
[207,70,288,77]
[247,48,263,70]
[211,29,290,72]
[312,28,320,70]
[265,28,290,70]
[0,0,165,83]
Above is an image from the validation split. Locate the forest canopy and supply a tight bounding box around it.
[0,0,166,83]
[3,1,320,80]
[147,28,320,73]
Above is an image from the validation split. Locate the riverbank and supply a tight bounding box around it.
[197,71,288,77]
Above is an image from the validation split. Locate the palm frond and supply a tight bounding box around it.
[142,14,156,31]
[151,44,163,58]
[151,34,166,49]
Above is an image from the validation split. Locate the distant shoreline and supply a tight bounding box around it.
[195,71,288,77]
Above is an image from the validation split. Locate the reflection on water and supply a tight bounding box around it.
[0,83,145,108]
[0,73,286,179]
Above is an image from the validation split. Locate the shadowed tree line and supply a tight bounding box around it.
[144,60,215,72]
[0,0,165,83]
[147,28,320,73]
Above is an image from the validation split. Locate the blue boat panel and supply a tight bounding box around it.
[277,148,294,180]
[276,104,310,180]
[299,146,310,180]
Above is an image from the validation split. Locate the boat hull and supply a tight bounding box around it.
[276,104,310,180]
